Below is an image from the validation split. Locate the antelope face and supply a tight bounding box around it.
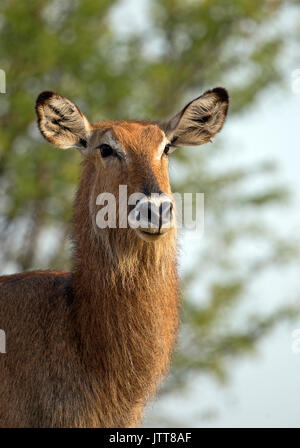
[88,121,174,241]
[36,88,229,242]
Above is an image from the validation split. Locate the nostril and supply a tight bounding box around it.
[159,202,163,218]
[147,202,152,223]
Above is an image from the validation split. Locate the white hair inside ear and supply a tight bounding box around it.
[163,87,229,147]
[36,91,91,151]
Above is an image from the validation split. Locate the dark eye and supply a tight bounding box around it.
[164,144,170,155]
[99,144,114,158]
[163,144,175,155]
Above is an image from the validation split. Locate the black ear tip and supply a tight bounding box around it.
[36,90,57,109]
[211,87,229,103]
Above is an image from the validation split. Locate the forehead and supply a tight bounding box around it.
[91,121,166,152]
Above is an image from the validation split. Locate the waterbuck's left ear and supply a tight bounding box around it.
[35,91,91,150]
[163,87,229,147]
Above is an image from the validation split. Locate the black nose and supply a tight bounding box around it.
[129,194,174,235]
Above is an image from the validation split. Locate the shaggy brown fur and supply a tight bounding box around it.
[0,87,228,428]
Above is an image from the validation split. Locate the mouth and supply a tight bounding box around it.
[135,229,166,242]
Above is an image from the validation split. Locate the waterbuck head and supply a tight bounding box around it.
[36,88,228,243]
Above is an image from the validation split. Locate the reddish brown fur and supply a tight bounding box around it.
[0,121,179,428]
[0,86,228,427]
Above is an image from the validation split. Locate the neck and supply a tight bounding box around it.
[71,160,179,427]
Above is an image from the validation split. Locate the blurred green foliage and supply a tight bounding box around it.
[0,0,300,422]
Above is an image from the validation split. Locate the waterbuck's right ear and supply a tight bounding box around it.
[35,91,91,150]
